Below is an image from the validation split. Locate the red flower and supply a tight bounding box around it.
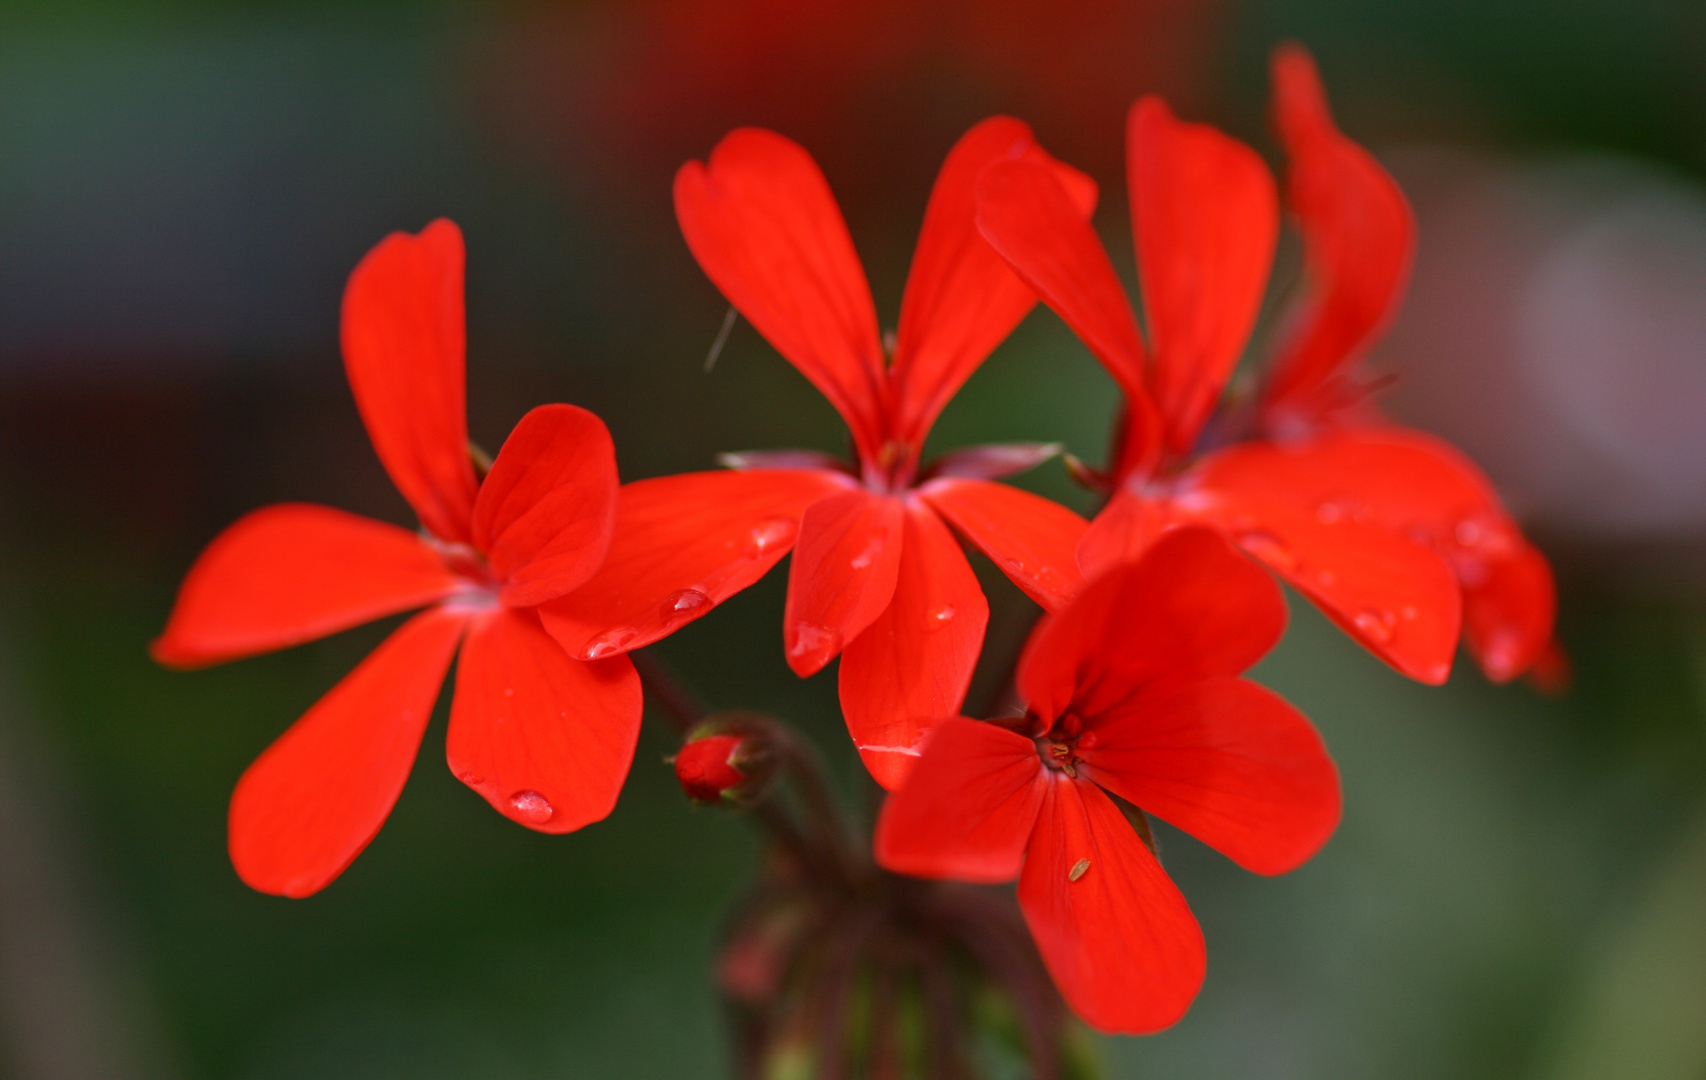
[540,119,1097,789]
[974,44,1558,686]
[153,221,643,897]
[875,527,1341,1034]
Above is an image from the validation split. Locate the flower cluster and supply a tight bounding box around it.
[155,46,1556,1039]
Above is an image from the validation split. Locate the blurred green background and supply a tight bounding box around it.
[1,1,1704,1077]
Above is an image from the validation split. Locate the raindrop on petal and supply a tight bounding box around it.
[662,589,710,620]
[926,604,956,631]
[1353,608,1397,644]
[744,516,797,558]
[787,623,842,660]
[1236,529,1296,571]
[582,627,639,660]
[508,790,554,825]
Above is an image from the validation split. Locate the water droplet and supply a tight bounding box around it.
[1236,530,1296,571]
[788,623,842,660]
[1481,630,1523,682]
[582,627,638,660]
[1353,608,1397,644]
[662,589,710,620]
[504,687,514,697]
[1401,605,1419,621]
[1454,516,1486,548]
[1068,858,1091,882]
[457,771,485,787]
[744,516,797,558]
[1316,499,1357,524]
[508,790,554,824]
[850,535,883,570]
[1315,569,1337,588]
[926,604,956,631]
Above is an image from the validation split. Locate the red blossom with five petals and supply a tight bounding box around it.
[154,221,645,898]
[974,44,1558,687]
[875,527,1341,1033]
[543,119,1100,789]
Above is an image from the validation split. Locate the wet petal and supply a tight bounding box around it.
[539,468,852,659]
[782,488,905,677]
[448,606,642,834]
[838,502,987,788]
[1464,540,1557,683]
[920,477,1087,611]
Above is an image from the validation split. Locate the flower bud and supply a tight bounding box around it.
[675,733,749,802]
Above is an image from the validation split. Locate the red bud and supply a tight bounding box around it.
[675,733,748,802]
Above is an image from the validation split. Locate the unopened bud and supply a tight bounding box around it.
[675,733,749,802]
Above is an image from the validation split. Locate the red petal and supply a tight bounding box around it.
[1189,428,1554,679]
[472,404,618,607]
[1075,486,1176,583]
[447,606,642,834]
[1464,541,1557,683]
[1183,435,1476,684]
[782,488,905,677]
[340,220,479,544]
[674,129,886,462]
[538,468,852,659]
[873,717,1046,883]
[890,117,1097,453]
[1129,97,1278,455]
[920,477,1087,611]
[1021,527,1285,724]
[1018,774,1205,1035]
[1195,501,1459,683]
[228,608,466,897]
[1261,46,1415,416]
[1081,677,1340,876]
[837,501,988,789]
[1190,428,1513,549]
[975,159,1145,399]
[975,158,1164,477]
[152,503,463,669]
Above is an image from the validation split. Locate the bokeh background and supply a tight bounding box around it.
[2,1,1705,1077]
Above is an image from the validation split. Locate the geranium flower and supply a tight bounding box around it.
[153,221,643,897]
[539,118,1096,789]
[875,527,1341,1033]
[974,44,1557,686]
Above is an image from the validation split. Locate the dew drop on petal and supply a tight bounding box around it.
[1315,569,1337,588]
[926,604,956,632]
[1401,605,1419,621]
[662,589,711,620]
[457,771,485,787]
[1236,530,1296,571]
[1353,608,1397,644]
[744,516,797,558]
[850,535,883,570]
[582,627,639,660]
[1481,629,1524,682]
[788,623,842,660]
[1068,858,1091,882]
[508,790,554,825]
[1316,498,1357,524]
